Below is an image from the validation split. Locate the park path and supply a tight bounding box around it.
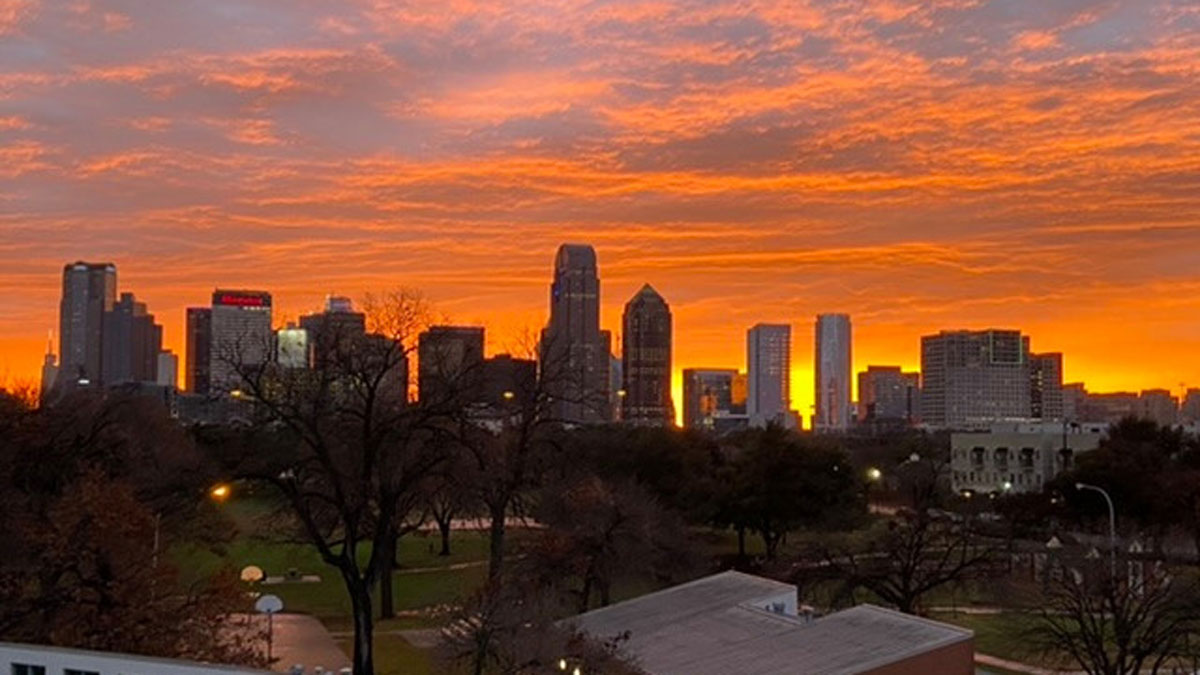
[976,652,1084,675]
[229,612,351,673]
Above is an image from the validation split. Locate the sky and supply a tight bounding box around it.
[1,0,1198,420]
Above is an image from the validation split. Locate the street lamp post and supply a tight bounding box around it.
[1075,482,1116,580]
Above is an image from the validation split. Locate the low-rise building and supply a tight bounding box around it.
[0,643,271,675]
[568,571,974,675]
[951,422,1105,495]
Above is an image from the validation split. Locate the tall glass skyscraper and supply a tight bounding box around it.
[747,323,791,428]
[815,313,852,432]
[541,244,611,424]
[59,261,117,385]
[621,284,673,426]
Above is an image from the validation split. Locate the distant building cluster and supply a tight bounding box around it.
[40,249,1197,435]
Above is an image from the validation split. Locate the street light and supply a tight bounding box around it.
[1075,482,1117,580]
[210,484,232,502]
[866,467,883,482]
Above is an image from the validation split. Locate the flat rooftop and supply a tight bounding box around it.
[567,571,973,675]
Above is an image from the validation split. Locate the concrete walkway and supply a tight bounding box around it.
[976,652,1083,675]
[232,613,351,673]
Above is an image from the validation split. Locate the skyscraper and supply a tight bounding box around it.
[747,323,791,428]
[418,325,485,405]
[209,289,273,394]
[102,291,162,384]
[814,313,852,432]
[920,329,1031,428]
[299,295,367,369]
[39,335,58,402]
[1029,352,1064,420]
[185,307,212,395]
[621,284,673,426]
[59,261,117,385]
[857,366,920,424]
[541,244,610,424]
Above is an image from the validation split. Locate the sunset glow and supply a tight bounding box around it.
[2,0,1198,420]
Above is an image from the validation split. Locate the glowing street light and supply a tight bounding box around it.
[866,467,883,482]
[210,484,232,502]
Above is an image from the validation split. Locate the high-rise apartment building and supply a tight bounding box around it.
[418,326,486,405]
[1029,352,1064,420]
[102,292,162,384]
[541,244,611,424]
[621,285,673,426]
[920,329,1031,429]
[814,314,852,432]
[185,307,212,395]
[683,368,748,431]
[857,366,920,424]
[209,289,273,394]
[747,323,791,428]
[59,261,117,385]
[1080,391,1139,423]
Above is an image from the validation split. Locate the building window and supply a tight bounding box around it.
[64,670,101,675]
[12,665,47,675]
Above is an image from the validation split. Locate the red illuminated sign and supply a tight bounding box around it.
[215,293,270,307]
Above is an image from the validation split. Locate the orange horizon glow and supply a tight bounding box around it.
[0,0,1198,423]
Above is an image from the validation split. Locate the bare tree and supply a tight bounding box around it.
[1035,560,1200,674]
[438,580,645,675]
[199,289,445,675]
[451,329,581,584]
[810,511,995,615]
[523,475,696,612]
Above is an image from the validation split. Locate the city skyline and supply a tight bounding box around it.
[16,249,1200,428]
[1,0,1198,419]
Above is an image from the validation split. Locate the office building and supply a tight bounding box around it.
[570,571,974,675]
[299,295,367,369]
[418,325,485,405]
[1137,389,1179,426]
[39,336,58,402]
[276,324,309,369]
[1029,352,1064,420]
[1079,391,1139,423]
[683,368,749,432]
[481,353,538,408]
[540,244,611,424]
[101,292,162,385]
[920,329,1031,429]
[59,261,117,385]
[1062,382,1087,421]
[185,307,212,395]
[208,289,273,394]
[951,422,1106,495]
[621,284,673,426]
[857,366,920,424]
[1183,389,1200,424]
[814,313,852,432]
[747,323,791,428]
[157,351,178,389]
